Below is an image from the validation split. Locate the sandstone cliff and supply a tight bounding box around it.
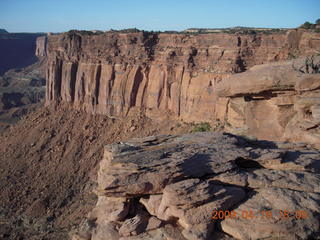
[35,36,47,57]
[45,29,320,143]
[45,29,318,116]
[215,56,320,146]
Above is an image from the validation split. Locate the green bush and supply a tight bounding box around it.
[67,30,100,36]
[300,21,318,29]
[192,122,211,132]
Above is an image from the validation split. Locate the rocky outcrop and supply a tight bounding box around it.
[35,36,47,57]
[71,132,320,240]
[46,29,320,123]
[215,56,320,147]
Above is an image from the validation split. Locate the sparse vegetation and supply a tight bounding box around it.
[288,52,298,60]
[82,27,289,36]
[67,30,103,36]
[63,19,320,37]
[211,120,224,131]
[292,55,320,74]
[112,28,141,33]
[300,21,314,29]
[183,27,286,35]
[192,122,211,132]
[299,19,320,30]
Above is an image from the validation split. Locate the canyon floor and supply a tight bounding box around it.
[0,105,197,240]
[0,59,46,133]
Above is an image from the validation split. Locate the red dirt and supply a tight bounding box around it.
[0,104,194,240]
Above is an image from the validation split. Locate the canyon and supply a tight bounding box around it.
[0,27,319,240]
[44,29,320,145]
[0,31,46,132]
[43,29,320,239]
[0,31,44,75]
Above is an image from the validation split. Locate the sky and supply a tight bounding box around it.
[0,0,319,33]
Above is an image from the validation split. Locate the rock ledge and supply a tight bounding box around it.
[72,132,320,240]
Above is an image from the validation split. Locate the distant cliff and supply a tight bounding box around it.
[45,29,320,143]
[35,36,47,57]
[0,32,45,75]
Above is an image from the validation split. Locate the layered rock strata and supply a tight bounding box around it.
[215,56,320,146]
[35,36,47,57]
[45,29,320,124]
[72,132,320,240]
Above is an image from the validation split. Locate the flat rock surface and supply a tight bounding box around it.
[97,132,248,196]
[210,168,320,193]
[77,132,320,240]
[220,188,320,240]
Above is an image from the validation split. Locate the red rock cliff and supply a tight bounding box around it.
[45,29,320,123]
[35,36,47,57]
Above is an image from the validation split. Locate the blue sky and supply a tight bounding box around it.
[1,0,319,32]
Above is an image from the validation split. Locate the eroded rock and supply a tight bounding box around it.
[91,221,120,240]
[96,132,248,197]
[45,30,320,134]
[72,132,320,240]
[118,210,156,237]
[216,57,320,147]
[88,196,129,223]
[119,224,186,240]
[220,188,320,240]
[211,168,320,193]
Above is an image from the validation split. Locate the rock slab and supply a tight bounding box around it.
[73,132,320,240]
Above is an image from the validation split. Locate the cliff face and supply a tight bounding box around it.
[46,29,320,122]
[216,57,320,146]
[35,36,47,57]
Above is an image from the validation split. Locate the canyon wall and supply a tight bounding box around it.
[45,29,320,142]
[35,36,47,57]
[215,57,320,146]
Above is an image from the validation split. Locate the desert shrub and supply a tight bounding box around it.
[292,55,320,74]
[67,30,101,36]
[287,52,298,60]
[300,21,313,29]
[192,122,211,132]
[118,28,141,33]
